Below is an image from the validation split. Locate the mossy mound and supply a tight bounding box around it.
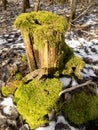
[21,54,27,62]
[1,72,23,97]
[14,78,63,129]
[14,11,68,50]
[63,91,98,125]
[62,56,85,78]
[2,80,20,96]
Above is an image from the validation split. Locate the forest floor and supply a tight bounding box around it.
[0,0,98,130]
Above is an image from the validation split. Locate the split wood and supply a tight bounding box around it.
[59,80,97,96]
[23,68,48,83]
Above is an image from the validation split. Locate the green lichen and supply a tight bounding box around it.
[63,91,98,125]
[62,56,85,78]
[14,11,68,50]
[14,78,63,129]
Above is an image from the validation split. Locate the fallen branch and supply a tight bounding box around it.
[59,80,97,96]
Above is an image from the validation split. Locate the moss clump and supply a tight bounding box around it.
[55,41,73,68]
[62,56,85,78]
[14,78,63,129]
[15,72,23,80]
[2,80,20,96]
[14,11,68,50]
[63,91,98,125]
[21,54,27,62]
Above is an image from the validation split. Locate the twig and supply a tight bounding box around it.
[77,29,98,38]
[68,23,98,38]
[72,2,94,22]
[59,80,97,96]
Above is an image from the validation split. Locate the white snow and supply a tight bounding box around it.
[92,65,98,70]
[71,78,78,86]
[56,115,68,124]
[0,38,7,45]
[97,88,98,93]
[59,77,71,87]
[65,34,98,79]
[0,96,15,115]
[36,115,80,130]
[81,65,96,78]
[10,43,25,49]
[36,121,56,130]
[85,14,96,25]
[65,38,82,48]
[56,115,79,130]
[65,37,98,50]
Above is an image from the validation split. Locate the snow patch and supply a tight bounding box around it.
[56,115,79,130]
[36,121,56,130]
[59,77,71,87]
[0,38,7,45]
[0,97,16,115]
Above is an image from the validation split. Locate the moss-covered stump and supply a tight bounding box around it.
[15,11,68,71]
[14,11,85,77]
[14,11,68,72]
[14,78,63,129]
[62,91,98,125]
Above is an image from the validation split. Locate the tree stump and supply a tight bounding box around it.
[14,11,84,77]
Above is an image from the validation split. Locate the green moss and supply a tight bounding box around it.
[14,11,68,50]
[62,56,85,78]
[14,78,63,129]
[56,43,74,69]
[21,54,27,62]
[15,72,23,80]
[2,81,19,96]
[63,91,98,125]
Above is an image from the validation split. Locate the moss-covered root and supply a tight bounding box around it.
[63,91,98,125]
[14,78,63,129]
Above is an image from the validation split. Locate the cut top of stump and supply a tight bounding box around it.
[14,11,68,50]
